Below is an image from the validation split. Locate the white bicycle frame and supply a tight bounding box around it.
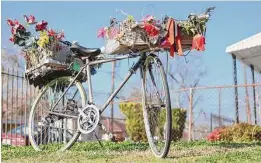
[50,53,147,116]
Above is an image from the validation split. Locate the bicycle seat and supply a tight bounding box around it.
[70,43,101,57]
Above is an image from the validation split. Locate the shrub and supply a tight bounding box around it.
[206,123,261,142]
[159,108,187,141]
[206,127,224,142]
[120,102,187,142]
[119,103,147,142]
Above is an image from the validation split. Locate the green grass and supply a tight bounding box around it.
[1,141,261,163]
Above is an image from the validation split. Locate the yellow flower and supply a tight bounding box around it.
[37,31,49,48]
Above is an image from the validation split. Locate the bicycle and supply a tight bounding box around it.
[28,44,172,158]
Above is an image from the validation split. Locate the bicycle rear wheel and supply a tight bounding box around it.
[28,76,86,151]
[141,54,172,158]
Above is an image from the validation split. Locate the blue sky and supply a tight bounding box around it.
[2,1,261,119]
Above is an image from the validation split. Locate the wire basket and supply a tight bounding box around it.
[103,20,152,55]
[23,40,78,87]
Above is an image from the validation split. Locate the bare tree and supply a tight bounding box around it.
[167,55,207,109]
[1,49,25,70]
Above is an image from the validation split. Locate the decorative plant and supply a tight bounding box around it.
[6,15,67,68]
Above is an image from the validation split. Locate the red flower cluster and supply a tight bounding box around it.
[7,19,26,42]
[206,128,223,142]
[48,29,65,40]
[35,20,48,31]
[7,15,66,45]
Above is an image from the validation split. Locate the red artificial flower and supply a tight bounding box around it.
[143,23,159,37]
[7,19,15,26]
[24,15,36,24]
[191,34,206,51]
[11,22,25,35]
[13,19,19,25]
[48,28,56,37]
[9,36,15,42]
[11,27,16,34]
[35,20,48,31]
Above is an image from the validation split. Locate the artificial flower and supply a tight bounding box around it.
[97,27,107,38]
[56,30,65,40]
[7,19,15,26]
[37,31,49,48]
[24,15,36,24]
[143,23,159,37]
[9,36,15,42]
[191,34,205,51]
[48,28,56,37]
[35,20,48,31]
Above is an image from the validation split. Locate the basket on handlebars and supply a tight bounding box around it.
[6,17,87,87]
[23,39,78,87]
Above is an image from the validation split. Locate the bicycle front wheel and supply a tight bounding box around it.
[141,54,172,158]
[28,76,86,152]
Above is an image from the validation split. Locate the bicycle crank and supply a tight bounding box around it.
[77,104,100,134]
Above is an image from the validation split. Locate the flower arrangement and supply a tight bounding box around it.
[97,7,215,56]
[7,15,68,69]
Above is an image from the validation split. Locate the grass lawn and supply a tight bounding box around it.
[1,141,261,163]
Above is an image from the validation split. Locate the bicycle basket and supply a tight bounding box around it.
[24,41,86,88]
[103,20,152,55]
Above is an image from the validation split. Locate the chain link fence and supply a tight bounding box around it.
[1,67,261,146]
[170,84,261,141]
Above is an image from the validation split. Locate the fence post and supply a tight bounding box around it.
[188,88,193,142]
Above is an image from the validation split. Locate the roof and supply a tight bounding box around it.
[101,117,126,133]
[226,33,261,72]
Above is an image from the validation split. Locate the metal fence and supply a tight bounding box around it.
[170,84,261,141]
[1,68,261,146]
[1,68,38,145]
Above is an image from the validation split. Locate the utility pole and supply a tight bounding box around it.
[218,88,222,127]
[110,61,116,134]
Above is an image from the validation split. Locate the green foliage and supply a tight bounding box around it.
[160,108,187,141]
[220,123,261,142]
[120,102,187,142]
[207,123,261,142]
[119,102,147,142]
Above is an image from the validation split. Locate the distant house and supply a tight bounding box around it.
[100,117,127,140]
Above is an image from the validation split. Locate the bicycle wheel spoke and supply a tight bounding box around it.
[142,55,171,158]
[29,77,86,152]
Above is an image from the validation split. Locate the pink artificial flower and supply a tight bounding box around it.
[108,27,119,39]
[97,27,106,38]
[24,15,36,24]
[56,31,65,40]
